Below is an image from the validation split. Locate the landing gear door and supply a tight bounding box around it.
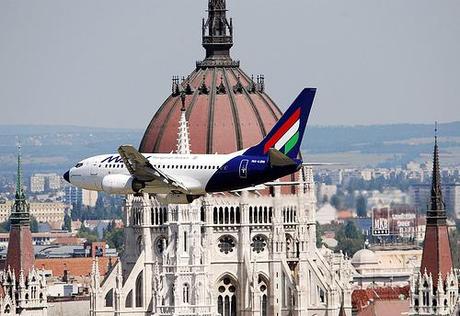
[239,159,249,179]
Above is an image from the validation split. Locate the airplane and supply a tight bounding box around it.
[63,88,316,204]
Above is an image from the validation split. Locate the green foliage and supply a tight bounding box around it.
[330,193,346,210]
[450,221,460,269]
[356,195,367,217]
[335,220,365,256]
[316,221,323,248]
[70,193,123,221]
[63,213,72,232]
[0,220,9,233]
[77,224,98,243]
[30,215,39,233]
[103,220,124,253]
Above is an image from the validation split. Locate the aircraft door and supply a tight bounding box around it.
[239,159,249,179]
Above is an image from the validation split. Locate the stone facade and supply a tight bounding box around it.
[0,268,48,316]
[90,169,353,315]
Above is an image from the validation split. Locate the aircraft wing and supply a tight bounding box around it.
[117,145,189,193]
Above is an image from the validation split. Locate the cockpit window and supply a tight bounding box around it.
[75,163,83,168]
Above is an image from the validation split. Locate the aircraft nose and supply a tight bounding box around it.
[63,170,70,183]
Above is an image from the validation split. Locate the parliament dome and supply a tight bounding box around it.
[139,0,283,154]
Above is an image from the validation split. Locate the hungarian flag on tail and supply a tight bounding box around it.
[244,88,316,160]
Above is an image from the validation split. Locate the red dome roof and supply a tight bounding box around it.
[140,67,282,154]
[139,0,283,154]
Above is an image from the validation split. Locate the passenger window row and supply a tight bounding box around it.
[101,164,220,170]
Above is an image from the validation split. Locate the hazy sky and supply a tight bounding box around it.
[1,0,459,129]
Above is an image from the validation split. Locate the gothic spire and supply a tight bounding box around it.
[202,0,233,60]
[420,122,453,286]
[11,144,30,226]
[426,122,446,225]
[430,122,443,211]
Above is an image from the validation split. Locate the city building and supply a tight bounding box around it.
[0,200,66,227]
[0,147,48,315]
[83,189,98,208]
[351,248,422,287]
[409,183,460,219]
[30,173,62,193]
[89,1,354,315]
[409,134,459,315]
[64,186,83,207]
[30,174,45,193]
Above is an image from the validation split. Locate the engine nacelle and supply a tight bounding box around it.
[156,194,201,205]
[101,174,144,195]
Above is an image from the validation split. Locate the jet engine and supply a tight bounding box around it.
[156,193,201,205]
[101,174,145,194]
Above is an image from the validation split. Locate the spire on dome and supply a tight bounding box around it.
[176,92,191,155]
[198,0,239,68]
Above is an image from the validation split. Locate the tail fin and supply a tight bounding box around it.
[244,88,316,159]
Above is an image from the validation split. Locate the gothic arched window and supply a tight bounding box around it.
[183,283,190,303]
[218,236,236,254]
[155,236,168,255]
[105,289,113,307]
[217,277,237,316]
[135,272,143,307]
[258,276,269,316]
[125,290,133,308]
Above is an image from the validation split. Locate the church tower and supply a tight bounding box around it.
[409,126,459,316]
[0,145,48,316]
[5,145,35,278]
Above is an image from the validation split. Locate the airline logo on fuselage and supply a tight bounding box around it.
[100,155,152,164]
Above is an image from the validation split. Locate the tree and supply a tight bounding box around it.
[356,195,367,217]
[63,213,72,232]
[330,193,345,210]
[335,221,365,256]
[77,224,98,243]
[30,215,39,233]
[316,222,323,248]
[103,220,125,253]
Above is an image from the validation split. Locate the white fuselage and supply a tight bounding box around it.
[68,152,239,195]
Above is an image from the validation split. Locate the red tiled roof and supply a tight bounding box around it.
[420,225,453,286]
[5,226,35,278]
[35,257,118,277]
[352,286,410,312]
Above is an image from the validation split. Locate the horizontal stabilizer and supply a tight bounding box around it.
[268,148,297,167]
[302,162,343,166]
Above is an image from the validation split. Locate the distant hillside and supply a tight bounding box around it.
[0,122,458,176]
[302,121,460,167]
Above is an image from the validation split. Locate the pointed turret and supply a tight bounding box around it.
[5,145,35,278]
[420,124,453,287]
[176,92,192,155]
